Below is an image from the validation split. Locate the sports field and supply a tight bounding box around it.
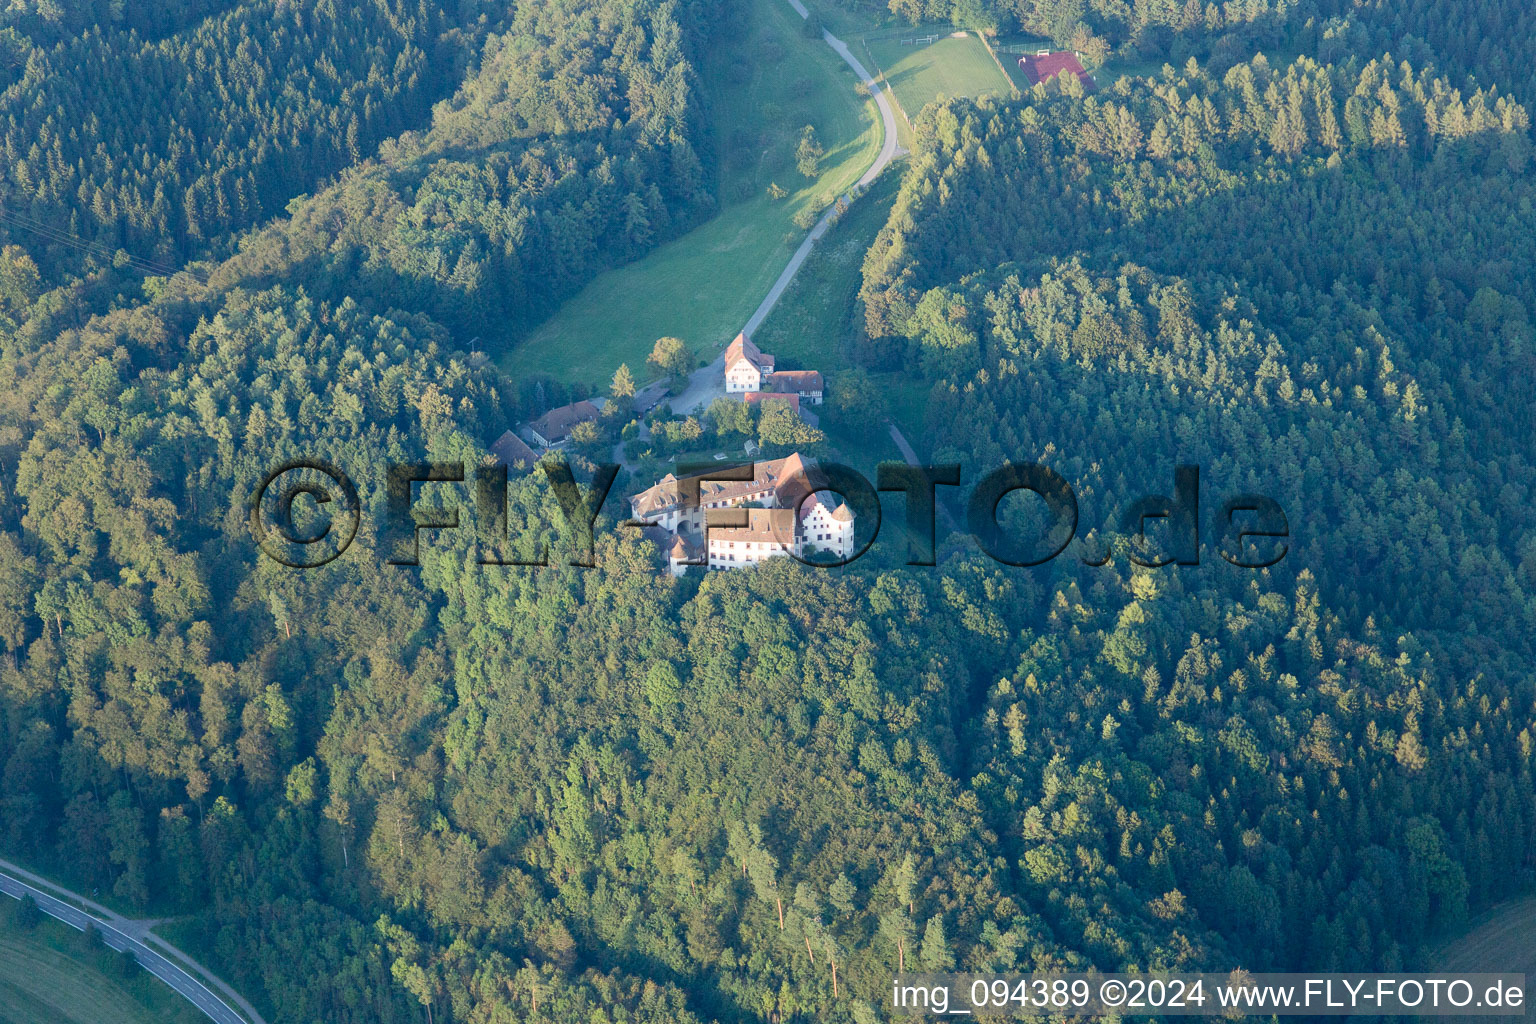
[863,32,1014,122]
[498,0,882,389]
[0,916,202,1024]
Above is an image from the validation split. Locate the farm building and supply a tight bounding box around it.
[490,430,540,472]
[765,369,824,404]
[528,400,600,447]
[1017,51,1096,92]
[744,391,801,414]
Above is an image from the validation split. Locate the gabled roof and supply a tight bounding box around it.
[1018,51,1095,90]
[490,429,539,471]
[744,391,800,412]
[766,370,823,393]
[629,453,822,518]
[709,507,798,546]
[779,452,809,484]
[529,400,599,443]
[724,332,773,373]
[773,452,826,510]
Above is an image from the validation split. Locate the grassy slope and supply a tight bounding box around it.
[0,916,203,1024]
[498,0,882,389]
[863,32,1014,121]
[1427,895,1536,973]
[752,170,917,473]
[1420,896,1536,1023]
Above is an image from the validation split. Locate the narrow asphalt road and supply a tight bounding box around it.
[0,858,264,1024]
[738,0,905,341]
[626,0,906,421]
[889,421,960,533]
[672,0,903,417]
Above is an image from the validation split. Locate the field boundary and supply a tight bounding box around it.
[976,32,1023,99]
[741,0,903,338]
[855,36,915,134]
[501,0,889,385]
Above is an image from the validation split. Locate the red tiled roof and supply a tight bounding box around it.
[725,332,772,372]
[744,391,800,412]
[1018,51,1095,90]
[629,452,821,518]
[709,507,798,546]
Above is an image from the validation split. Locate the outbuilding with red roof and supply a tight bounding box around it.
[1017,51,1096,92]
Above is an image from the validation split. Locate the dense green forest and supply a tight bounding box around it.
[0,0,1533,1021]
[0,0,715,344]
[0,0,500,279]
[843,0,1536,109]
[856,41,1536,983]
[1315,0,1536,111]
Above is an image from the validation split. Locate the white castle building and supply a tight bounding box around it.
[629,453,854,574]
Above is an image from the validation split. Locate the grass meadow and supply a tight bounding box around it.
[0,913,203,1024]
[862,31,1016,123]
[498,0,883,390]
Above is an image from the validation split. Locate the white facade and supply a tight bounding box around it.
[702,501,853,569]
[725,359,763,393]
[706,511,798,570]
[632,456,854,573]
[798,495,855,560]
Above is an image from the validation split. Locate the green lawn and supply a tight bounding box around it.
[862,32,1014,124]
[498,0,883,389]
[0,914,203,1024]
[751,170,915,473]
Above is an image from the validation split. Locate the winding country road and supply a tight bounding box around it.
[0,857,264,1024]
[740,0,905,339]
[671,0,903,416]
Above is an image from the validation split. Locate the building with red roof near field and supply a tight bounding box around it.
[765,369,824,404]
[527,399,599,447]
[724,332,775,392]
[1017,51,1096,92]
[744,391,801,414]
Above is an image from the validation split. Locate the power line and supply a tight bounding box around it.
[0,204,209,283]
[0,206,193,278]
